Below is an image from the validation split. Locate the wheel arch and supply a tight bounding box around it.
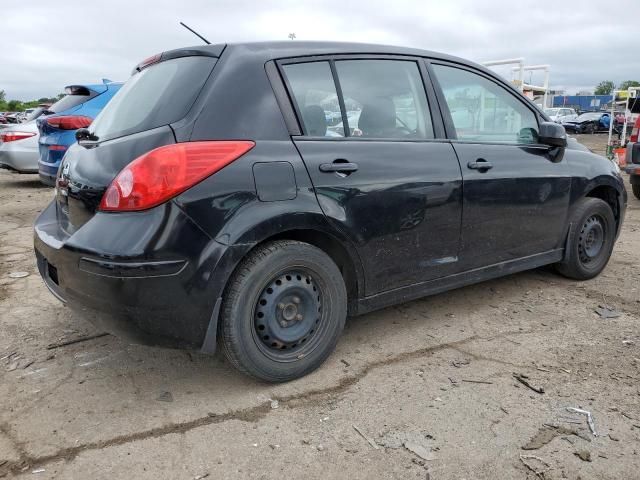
[200,221,366,354]
[584,183,621,230]
[559,175,625,259]
[246,228,364,304]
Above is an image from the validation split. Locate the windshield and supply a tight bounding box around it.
[545,108,560,115]
[90,56,216,142]
[577,113,601,120]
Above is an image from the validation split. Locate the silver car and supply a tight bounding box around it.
[544,107,578,124]
[0,120,40,173]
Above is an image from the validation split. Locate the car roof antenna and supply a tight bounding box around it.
[179,22,211,45]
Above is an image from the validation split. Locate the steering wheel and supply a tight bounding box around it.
[395,115,416,136]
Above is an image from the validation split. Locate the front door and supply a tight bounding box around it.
[280,58,463,295]
[429,63,571,270]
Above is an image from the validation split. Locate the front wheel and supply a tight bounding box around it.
[219,240,347,382]
[554,198,616,280]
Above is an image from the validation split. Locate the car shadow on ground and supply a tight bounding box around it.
[46,266,550,391]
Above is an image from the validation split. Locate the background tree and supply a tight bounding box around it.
[619,80,640,91]
[595,80,615,95]
[6,100,22,111]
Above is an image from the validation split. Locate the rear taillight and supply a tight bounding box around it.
[99,141,255,212]
[630,118,640,143]
[46,115,93,130]
[0,131,36,142]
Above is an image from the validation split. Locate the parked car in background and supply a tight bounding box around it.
[625,116,640,199]
[0,105,52,172]
[34,42,626,382]
[37,81,122,185]
[4,113,20,124]
[544,107,578,124]
[563,111,613,134]
[0,121,40,173]
[0,113,7,124]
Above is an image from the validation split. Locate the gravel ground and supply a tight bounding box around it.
[0,134,638,479]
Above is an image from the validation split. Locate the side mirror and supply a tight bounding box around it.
[627,141,640,164]
[539,121,567,148]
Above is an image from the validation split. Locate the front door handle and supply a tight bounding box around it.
[467,159,493,171]
[319,160,359,174]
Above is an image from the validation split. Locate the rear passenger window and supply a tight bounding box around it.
[282,62,345,137]
[90,56,216,142]
[432,64,539,144]
[335,60,434,139]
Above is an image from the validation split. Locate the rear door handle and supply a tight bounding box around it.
[467,159,493,171]
[319,160,359,174]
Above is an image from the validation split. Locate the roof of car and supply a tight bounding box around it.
[177,41,480,68]
[64,82,124,95]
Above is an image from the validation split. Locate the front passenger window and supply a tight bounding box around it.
[335,60,434,139]
[432,64,539,144]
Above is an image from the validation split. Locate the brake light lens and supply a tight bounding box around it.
[135,53,162,71]
[99,141,255,212]
[46,115,93,130]
[0,131,36,142]
[631,118,640,143]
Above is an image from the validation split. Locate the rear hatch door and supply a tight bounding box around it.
[56,52,220,234]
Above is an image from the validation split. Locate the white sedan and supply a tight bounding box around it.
[545,107,578,124]
[0,120,40,173]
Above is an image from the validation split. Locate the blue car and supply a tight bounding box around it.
[37,80,122,185]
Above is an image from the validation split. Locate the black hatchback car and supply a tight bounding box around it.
[34,42,627,382]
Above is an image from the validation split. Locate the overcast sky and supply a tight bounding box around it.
[2,1,638,100]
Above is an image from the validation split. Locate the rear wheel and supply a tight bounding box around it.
[554,198,616,280]
[632,183,640,200]
[219,240,347,382]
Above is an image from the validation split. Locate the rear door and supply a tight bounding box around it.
[280,57,463,296]
[429,62,571,270]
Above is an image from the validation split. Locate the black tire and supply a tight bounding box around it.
[554,198,616,280]
[219,240,347,382]
[632,183,640,200]
[586,123,596,134]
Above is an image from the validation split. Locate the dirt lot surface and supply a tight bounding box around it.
[1,134,638,479]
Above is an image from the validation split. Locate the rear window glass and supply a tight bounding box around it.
[90,56,216,141]
[48,91,98,114]
[26,107,46,121]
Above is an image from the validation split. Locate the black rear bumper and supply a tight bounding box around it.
[33,200,243,351]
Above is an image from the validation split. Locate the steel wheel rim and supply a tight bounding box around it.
[252,268,325,362]
[578,214,605,265]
